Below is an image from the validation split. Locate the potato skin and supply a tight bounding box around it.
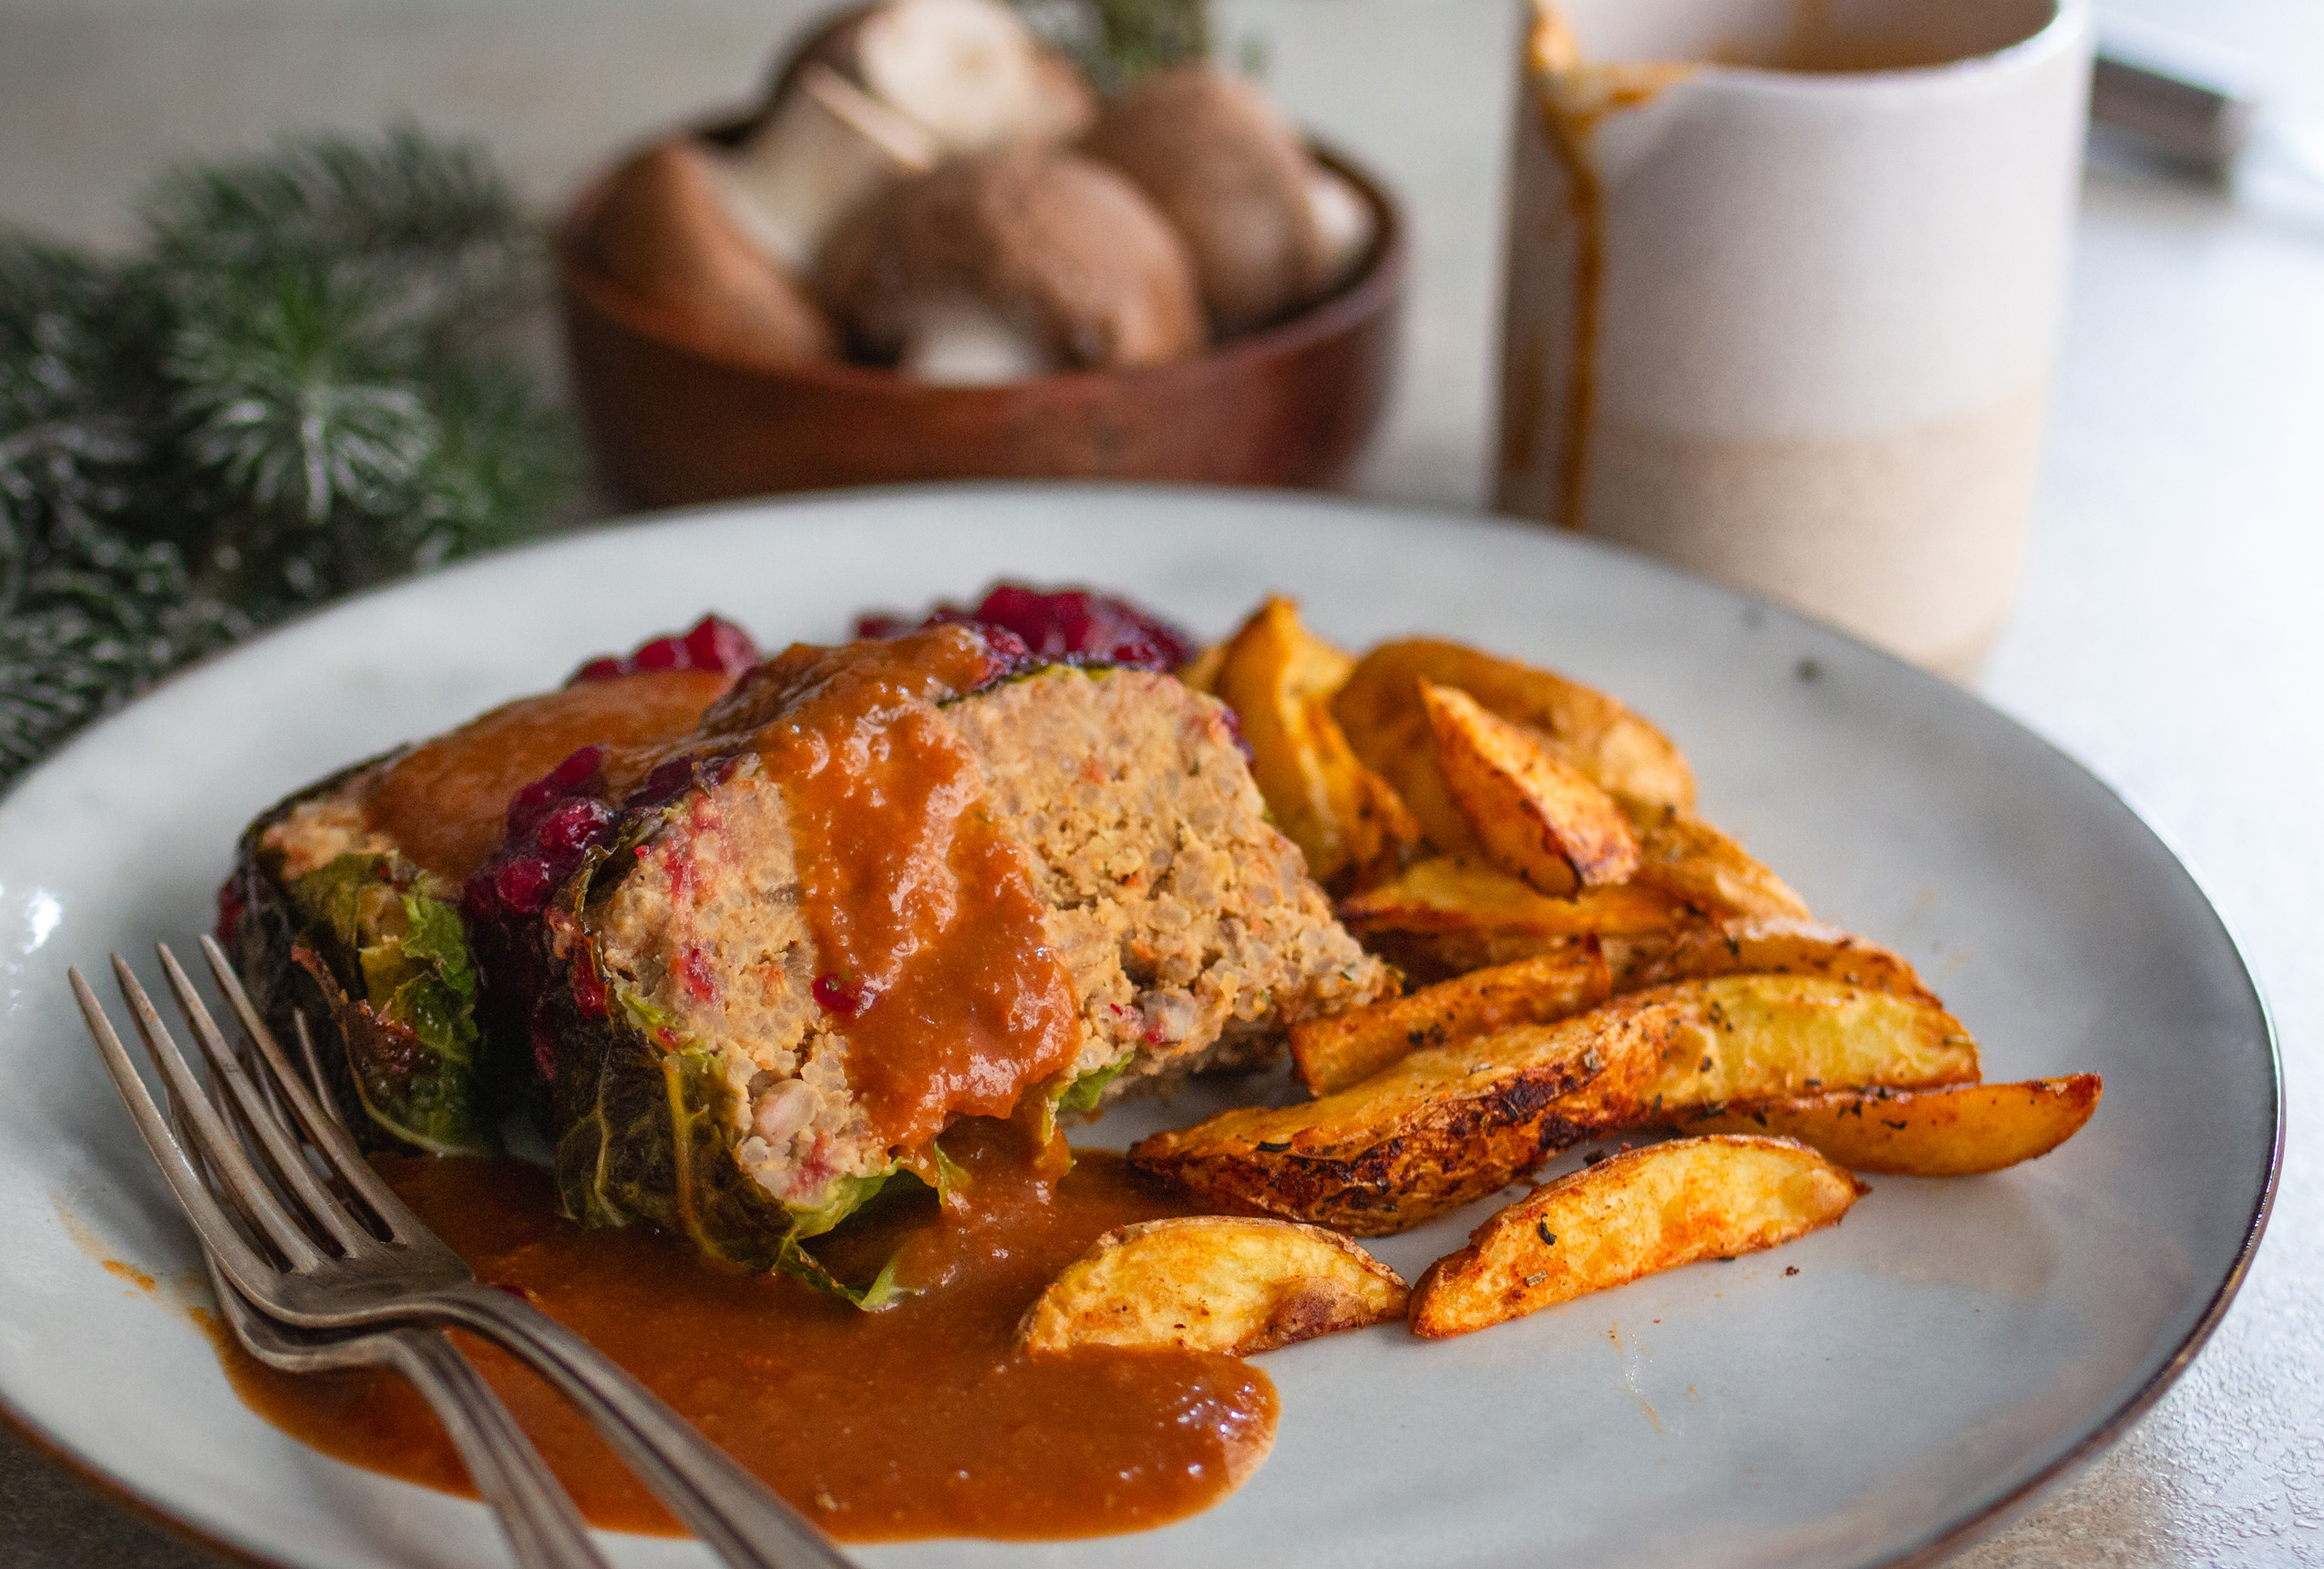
[1619,797,1810,922]
[1291,945,1611,1097]
[1332,640,1695,856]
[1623,918,1935,1000]
[1212,597,1421,889]
[1422,682,1640,893]
[1294,918,1936,1095]
[1537,974,1982,1139]
[1018,1216,1408,1356]
[1409,1134,1864,1337]
[1677,1075,2101,1175]
[1130,1024,1608,1236]
[1135,974,1977,1236]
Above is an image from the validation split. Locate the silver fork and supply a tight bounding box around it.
[167,1025,607,1569]
[71,939,852,1569]
[202,1256,612,1569]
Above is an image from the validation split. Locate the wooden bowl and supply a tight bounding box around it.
[557,142,1405,508]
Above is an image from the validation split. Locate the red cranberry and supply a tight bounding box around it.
[852,612,915,640]
[630,636,684,672]
[213,880,245,948]
[682,614,757,675]
[569,615,759,683]
[981,625,1032,664]
[493,857,555,915]
[509,778,556,821]
[853,583,1196,672]
[548,744,606,792]
[536,797,612,856]
[812,973,862,1016]
[569,962,609,1021]
[634,756,697,806]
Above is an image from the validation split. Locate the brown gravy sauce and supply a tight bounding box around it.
[211,1126,1276,1541]
[699,629,1082,1154]
[374,668,735,883]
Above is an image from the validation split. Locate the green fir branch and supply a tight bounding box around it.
[0,126,571,787]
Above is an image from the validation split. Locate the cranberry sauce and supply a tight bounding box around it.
[571,614,758,684]
[854,584,1198,672]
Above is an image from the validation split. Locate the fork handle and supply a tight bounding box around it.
[381,1327,613,1569]
[427,1281,854,1569]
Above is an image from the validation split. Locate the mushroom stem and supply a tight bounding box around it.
[899,296,1054,384]
[721,61,939,272]
[1305,163,1377,296]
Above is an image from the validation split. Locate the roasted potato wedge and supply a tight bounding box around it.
[1423,682,1640,893]
[1177,640,1228,695]
[1332,639,1695,854]
[1619,797,1809,921]
[1338,855,1703,981]
[1213,597,1423,888]
[1295,918,1927,1096]
[1136,974,1972,1236]
[1290,945,1613,1097]
[1619,918,1934,1000]
[1538,973,1980,1141]
[1018,1216,1408,1356]
[1130,1018,1608,1235]
[1409,1135,1864,1337]
[1676,1075,2101,1175]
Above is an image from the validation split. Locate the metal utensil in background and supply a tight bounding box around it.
[2092,16,2324,216]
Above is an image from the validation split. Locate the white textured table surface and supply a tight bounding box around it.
[2,1,2319,1564]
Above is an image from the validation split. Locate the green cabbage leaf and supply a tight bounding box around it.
[283,851,498,1156]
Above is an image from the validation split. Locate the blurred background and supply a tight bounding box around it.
[3,0,2319,513]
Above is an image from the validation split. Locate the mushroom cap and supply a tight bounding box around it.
[586,138,833,364]
[1082,64,1328,336]
[816,143,1205,372]
[787,0,1096,152]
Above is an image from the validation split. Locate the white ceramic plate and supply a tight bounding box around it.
[0,487,2278,1569]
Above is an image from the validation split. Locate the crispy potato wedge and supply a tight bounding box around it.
[1538,973,1980,1140]
[1423,682,1640,893]
[1177,640,1228,695]
[1676,1075,2100,1175]
[1337,855,1705,984]
[1620,797,1810,921]
[1130,1018,1608,1235]
[1136,974,1973,1236]
[1290,945,1613,1097]
[1337,856,1687,938]
[1298,918,1934,1096]
[1018,1216,1409,1356]
[1409,1135,1864,1337]
[1618,918,1935,1000]
[1213,597,1424,888]
[1332,640,1695,855]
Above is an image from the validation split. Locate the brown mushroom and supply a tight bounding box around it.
[816,143,1204,381]
[721,61,939,271]
[585,137,833,364]
[1082,64,1373,335]
[791,0,1096,154]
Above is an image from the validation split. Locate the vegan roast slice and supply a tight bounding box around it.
[227,614,1391,1295]
[221,617,756,1158]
